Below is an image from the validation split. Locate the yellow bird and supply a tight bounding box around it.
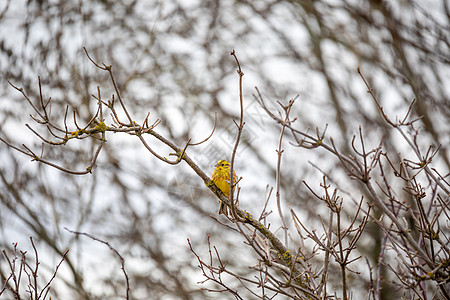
[211,160,237,215]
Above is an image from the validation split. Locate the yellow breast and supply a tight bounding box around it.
[211,167,237,197]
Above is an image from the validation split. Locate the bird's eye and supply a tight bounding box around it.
[221,163,225,166]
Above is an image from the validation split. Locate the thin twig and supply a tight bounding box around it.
[65,228,130,300]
